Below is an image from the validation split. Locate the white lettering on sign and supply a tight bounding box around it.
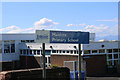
[52,32,67,37]
[68,38,79,42]
[52,37,66,42]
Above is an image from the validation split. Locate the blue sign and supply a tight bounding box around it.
[50,31,89,44]
[36,30,89,44]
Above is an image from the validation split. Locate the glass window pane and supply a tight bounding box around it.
[114,54,118,59]
[114,60,118,66]
[37,50,40,55]
[4,40,10,53]
[33,50,36,55]
[107,61,112,66]
[48,57,51,63]
[0,41,2,53]
[63,51,65,53]
[70,50,73,54]
[113,49,118,53]
[21,40,25,42]
[92,50,97,53]
[67,51,69,53]
[30,50,32,55]
[84,50,90,54]
[107,49,112,53]
[11,40,15,53]
[108,54,112,59]
[20,50,22,54]
[23,50,26,54]
[52,50,56,53]
[99,49,105,53]
[45,57,47,63]
[74,50,76,54]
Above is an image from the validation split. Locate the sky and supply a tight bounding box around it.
[0,2,119,41]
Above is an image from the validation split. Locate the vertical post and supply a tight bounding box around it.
[42,43,46,80]
[78,44,81,80]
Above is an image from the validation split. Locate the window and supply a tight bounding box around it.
[56,50,58,53]
[0,41,2,53]
[23,50,26,54]
[4,40,10,53]
[59,50,61,53]
[21,40,25,42]
[92,50,97,53]
[63,51,65,53]
[27,50,29,55]
[107,54,112,59]
[67,51,69,53]
[45,57,47,63]
[52,50,56,53]
[107,49,112,53]
[107,61,112,66]
[48,57,51,63]
[10,40,15,53]
[74,50,76,54]
[99,49,105,53]
[33,50,36,55]
[70,50,73,54]
[114,54,118,59]
[30,40,34,42]
[113,49,118,53]
[30,50,32,55]
[84,50,90,54]
[114,60,118,66]
[26,40,29,42]
[20,50,22,54]
[37,50,40,55]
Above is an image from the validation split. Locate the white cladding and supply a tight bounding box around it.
[0,34,35,61]
[1,33,119,62]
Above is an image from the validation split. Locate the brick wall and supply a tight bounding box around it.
[0,67,70,80]
[83,54,107,76]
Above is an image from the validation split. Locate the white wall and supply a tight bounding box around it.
[0,34,35,61]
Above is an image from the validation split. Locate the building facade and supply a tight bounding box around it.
[0,32,120,76]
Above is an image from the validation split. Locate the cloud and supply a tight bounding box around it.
[84,24,117,37]
[96,18,118,22]
[1,18,59,33]
[34,18,59,29]
[66,23,86,27]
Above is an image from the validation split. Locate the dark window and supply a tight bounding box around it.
[4,40,10,53]
[113,49,118,53]
[114,54,118,59]
[63,51,65,53]
[37,50,40,55]
[84,50,90,54]
[92,50,97,53]
[74,51,76,54]
[20,50,22,54]
[23,50,26,54]
[52,50,56,53]
[0,41,2,53]
[48,57,51,63]
[30,50,32,55]
[21,40,25,42]
[11,40,15,53]
[30,40,34,42]
[45,57,47,63]
[70,50,73,54]
[99,49,105,53]
[33,50,36,55]
[107,49,112,53]
[67,51,69,53]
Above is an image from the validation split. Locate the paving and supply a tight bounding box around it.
[87,77,120,80]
